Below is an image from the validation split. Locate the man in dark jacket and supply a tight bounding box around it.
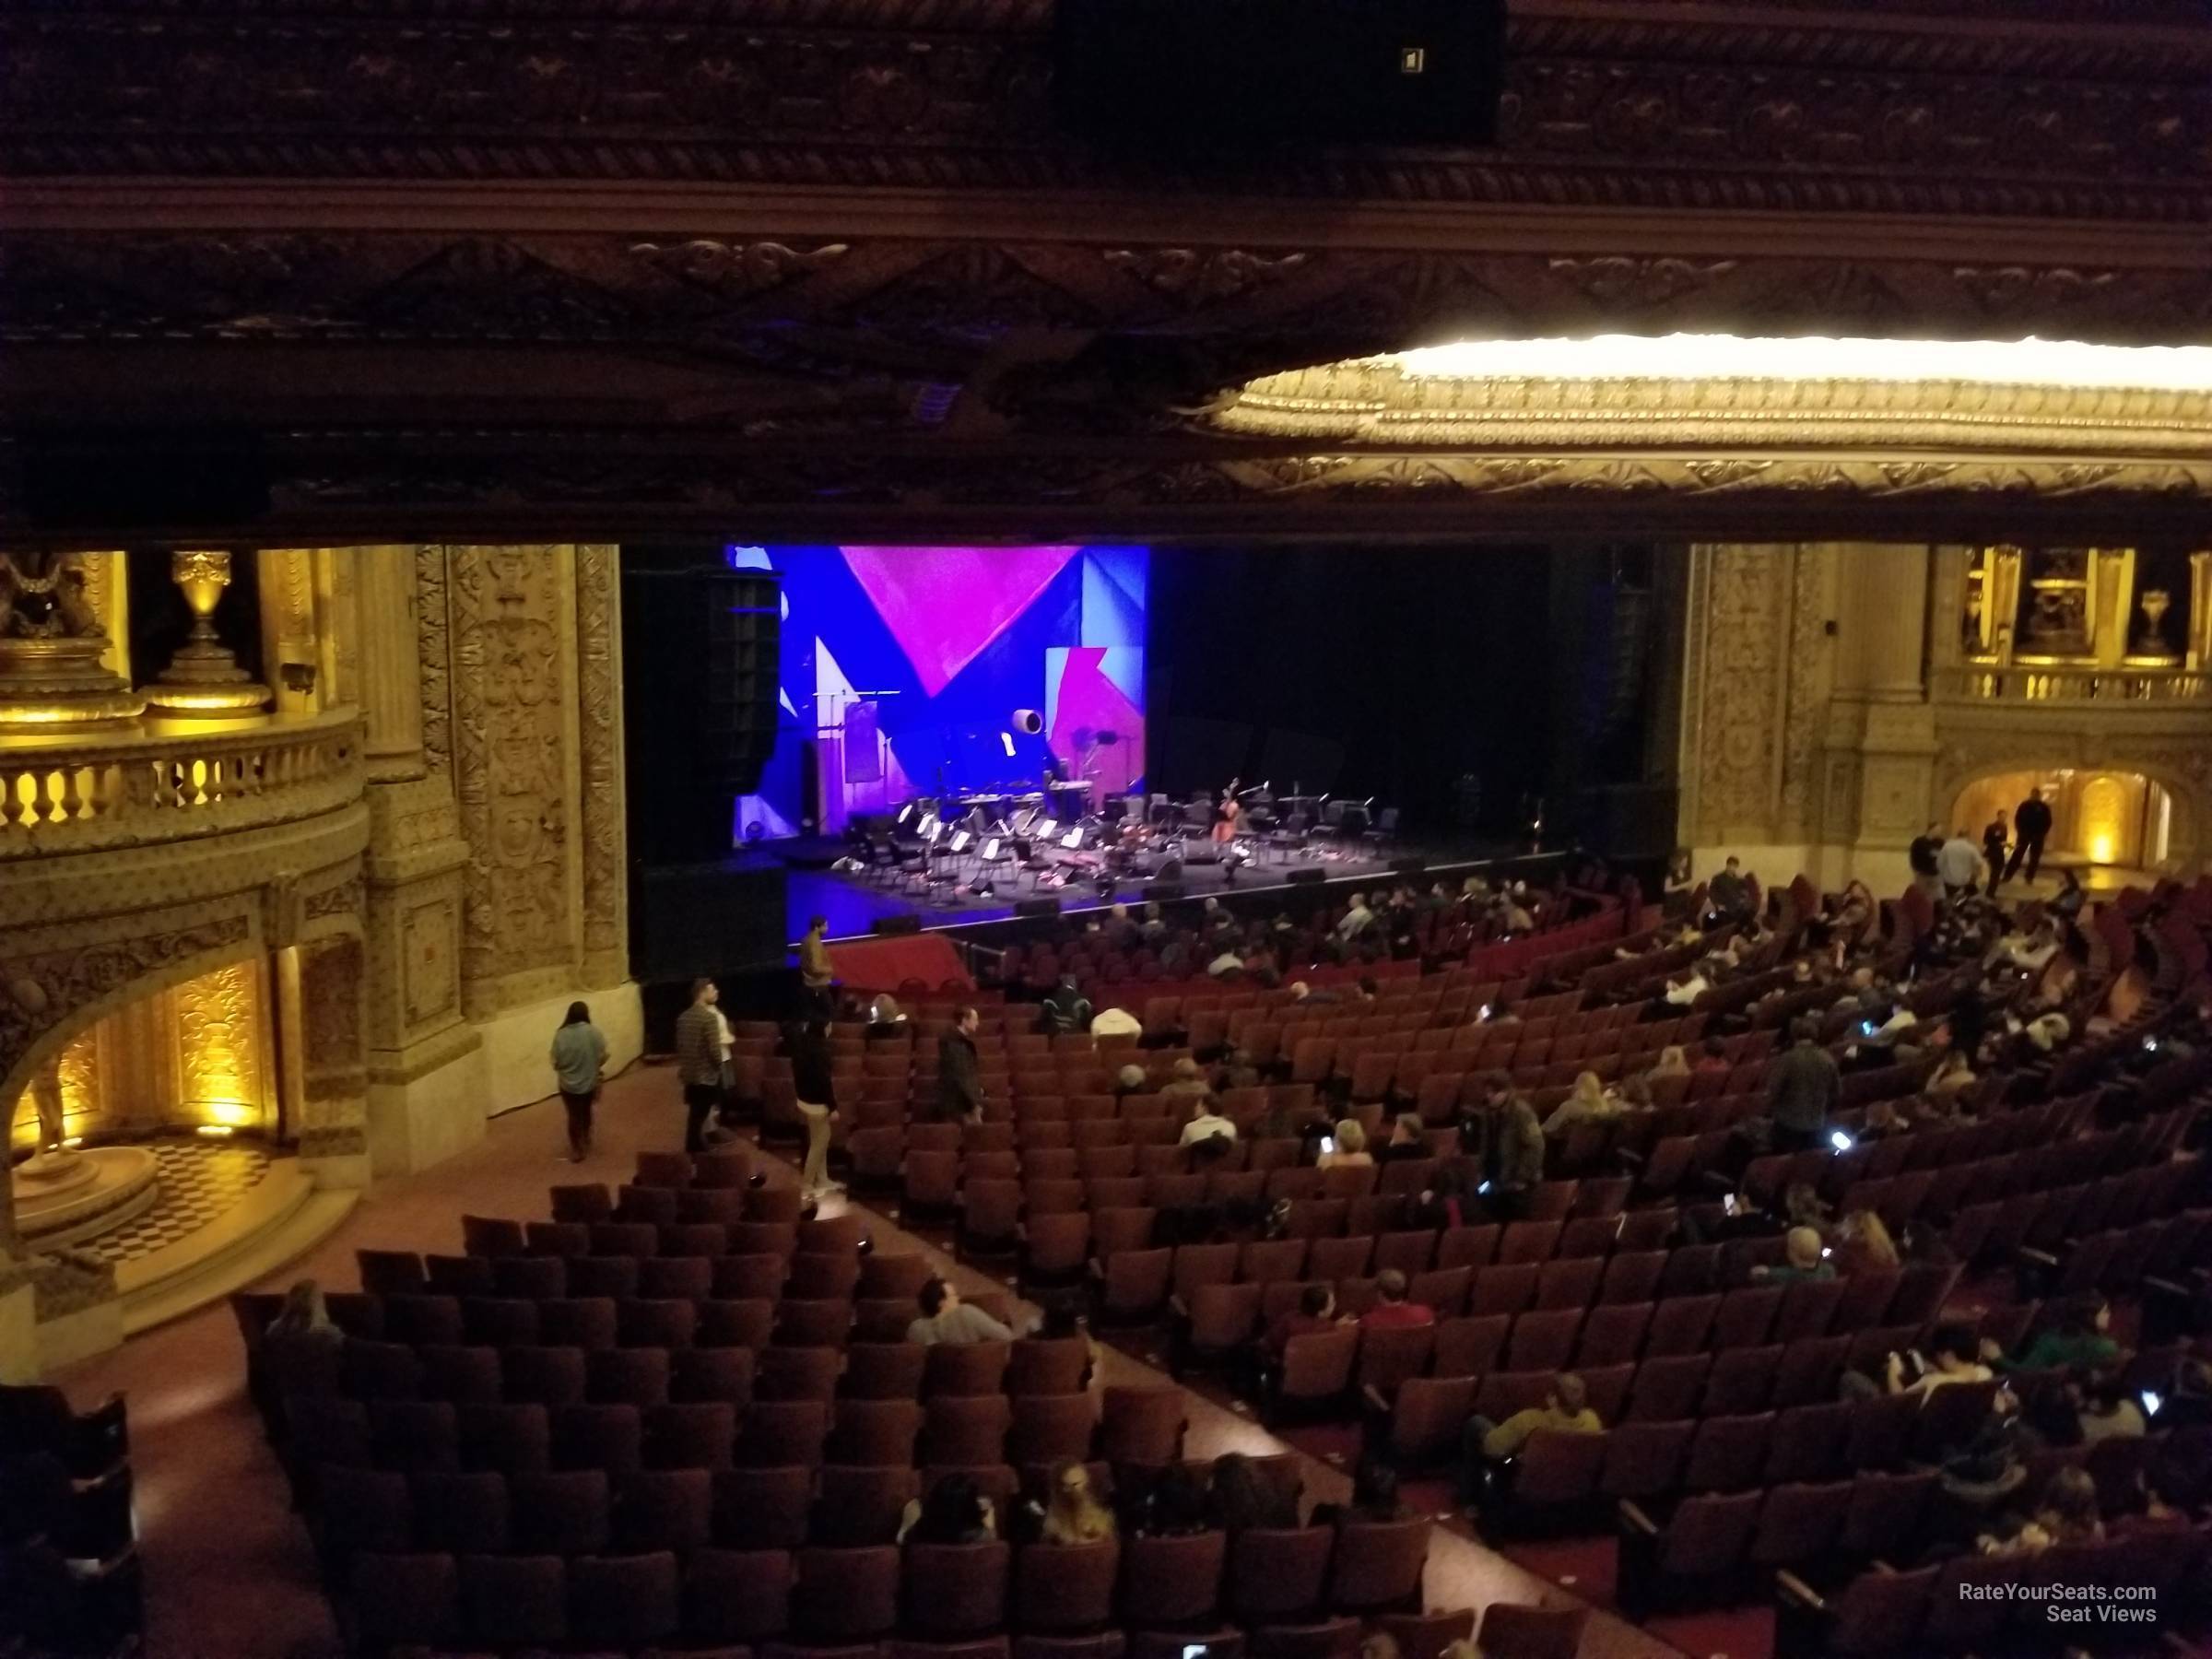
[1766,1018,1841,1154]
[672,978,724,1154]
[935,1005,985,1124]
[2005,789,2054,885]
[1465,1076,1545,1221]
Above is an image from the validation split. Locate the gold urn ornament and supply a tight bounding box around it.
[142,550,272,716]
[0,551,145,730]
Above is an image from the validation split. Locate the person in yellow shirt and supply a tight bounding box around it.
[1458,1372,1603,1502]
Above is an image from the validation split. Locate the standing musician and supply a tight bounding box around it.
[1212,780,1242,845]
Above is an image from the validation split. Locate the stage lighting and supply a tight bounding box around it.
[743,821,768,844]
[1012,709,1044,735]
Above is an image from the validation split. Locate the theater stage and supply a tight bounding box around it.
[776,834,1556,945]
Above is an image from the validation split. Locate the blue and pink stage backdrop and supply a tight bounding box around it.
[727,544,1148,837]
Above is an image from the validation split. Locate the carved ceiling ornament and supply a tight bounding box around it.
[0,2,2206,226]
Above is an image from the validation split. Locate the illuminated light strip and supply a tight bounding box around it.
[1389,335,2212,392]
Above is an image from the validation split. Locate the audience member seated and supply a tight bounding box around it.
[1318,1118,1372,1170]
[1978,1465,2103,1556]
[1263,1285,1341,1369]
[1997,1298,2121,1375]
[1753,1226,1834,1284]
[1359,1270,1434,1331]
[1542,1070,1620,1135]
[1163,1057,1212,1100]
[1038,975,1093,1035]
[1844,1321,1992,1399]
[1039,1460,1117,1544]
[900,1472,999,1544]
[1209,1452,1300,1533]
[1127,1465,1212,1536]
[2077,1373,2148,1444]
[1832,1208,1900,1274]
[1091,1003,1141,1039]
[908,1277,1015,1346]
[1180,1097,1237,1148]
[262,1278,343,1366]
[1376,1112,1429,1162]
[1689,1036,1732,1080]
[1458,1372,1602,1501]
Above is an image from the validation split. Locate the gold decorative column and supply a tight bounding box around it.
[2188,550,2210,670]
[142,550,272,717]
[0,551,145,730]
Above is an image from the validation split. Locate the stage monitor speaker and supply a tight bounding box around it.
[1014,897,1063,919]
[871,913,922,935]
[1580,783,1682,859]
[1053,0,1505,148]
[1288,867,1327,886]
[1156,857,1185,882]
[1144,881,1185,902]
[631,854,789,982]
[622,551,782,865]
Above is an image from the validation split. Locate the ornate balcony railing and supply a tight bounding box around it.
[1935,666,2212,705]
[0,712,362,858]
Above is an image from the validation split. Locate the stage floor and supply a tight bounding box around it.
[778,836,1547,944]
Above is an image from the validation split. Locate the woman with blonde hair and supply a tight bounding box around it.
[1318,1117,1371,1169]
[1836,1208,1900,1274]
[1040,1459,1117,1544]
[1650,1044,1691,1081]
[1543,1070,1619,1136]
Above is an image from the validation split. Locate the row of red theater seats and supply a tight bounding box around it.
[1339,1316,1961,1453]
[338,1521,1436,1655]
[309,1453,1310,1560]
[1204,1265,1961,1392]
[277,1388,1164,1476]
[1778,1517,2208,1657]
[1487,1381,2206,1549]
[244,1286,1019,1354]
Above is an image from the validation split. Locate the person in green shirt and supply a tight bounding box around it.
[549,1000,609,1163]
[2000,1300,2121,1374]
[1459,1372,1604,1502]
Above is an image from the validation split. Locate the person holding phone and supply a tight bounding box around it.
[1765,1018,1839,1153]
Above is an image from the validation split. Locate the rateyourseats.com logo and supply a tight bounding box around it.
[1959,1583,2159,1626]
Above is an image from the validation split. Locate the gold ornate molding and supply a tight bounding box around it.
[1214,366,2212,455]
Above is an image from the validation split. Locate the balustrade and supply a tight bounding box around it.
[0,712,361,853]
